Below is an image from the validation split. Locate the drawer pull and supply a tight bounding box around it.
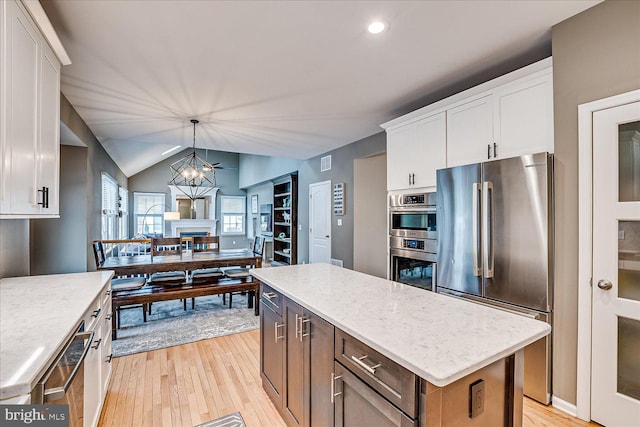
[330,373,343,404]
[351,355,381,375]
[91,308,102,318]
[263,292,276,300]
[274,322,284,343]
[105,313,113,321]
[106,354,113,363]
[91,338,102,350]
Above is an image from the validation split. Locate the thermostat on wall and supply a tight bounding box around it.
[333,183,344,215]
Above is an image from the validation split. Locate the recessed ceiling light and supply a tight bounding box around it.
[162,145,182,156]
[368,21,387,34]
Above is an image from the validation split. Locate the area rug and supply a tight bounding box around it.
[195,412,245,427]
[112,295,259,357]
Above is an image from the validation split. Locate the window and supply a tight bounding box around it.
[221,196,246,235]
[101,173,119,240]
[133,193,165,235]
[118,186,128,239]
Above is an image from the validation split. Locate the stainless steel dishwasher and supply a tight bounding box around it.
[31,321,94,427]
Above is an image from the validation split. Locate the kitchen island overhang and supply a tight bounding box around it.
[252,263,551,426]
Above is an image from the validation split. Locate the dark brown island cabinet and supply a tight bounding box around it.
[259,282,526,427]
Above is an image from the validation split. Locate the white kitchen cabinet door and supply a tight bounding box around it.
[38,40,61,215]
[5,0,40,215]
[386,124,414,191]
[413,112,446,188]
[446,95,493,167]
[386,112,446,191]
[84,327,102,427]
[493,72,553,159]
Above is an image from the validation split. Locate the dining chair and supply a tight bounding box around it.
[222,235,265,308]
[190,236,224,284]
[148,237,186,286]
[92,241,147,328]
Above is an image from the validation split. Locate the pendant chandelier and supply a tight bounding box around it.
[169,119,217,200]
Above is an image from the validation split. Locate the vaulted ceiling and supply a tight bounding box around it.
[43,0,600,177]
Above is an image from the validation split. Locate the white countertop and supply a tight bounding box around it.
[0,271,114,400]
[252,264,551,387]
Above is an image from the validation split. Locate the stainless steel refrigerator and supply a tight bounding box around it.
[436,152,553,404]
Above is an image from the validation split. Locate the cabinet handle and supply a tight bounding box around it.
[91,338,102,350]
[106,354,113,363]
[105,289,111,296]
[105,313,113,321]
[295,314,300,340]
[487,144,491,159]
[350,355,381,375]
[493,143,497,158]
[263,292,276,300]
[91,308,102,318]
[301,318,311,339]
[38,186,49,208]
[408,173,412,185]
[330,373,343,404]
[274,322,284,343]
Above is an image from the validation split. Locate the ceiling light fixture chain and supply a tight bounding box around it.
[169,119,218,201]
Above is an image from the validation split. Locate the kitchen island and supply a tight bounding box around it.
[252,263,551,427]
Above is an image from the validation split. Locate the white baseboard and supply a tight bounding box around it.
[552,396,578,417]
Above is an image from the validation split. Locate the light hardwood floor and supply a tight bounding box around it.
[99,330,599,427]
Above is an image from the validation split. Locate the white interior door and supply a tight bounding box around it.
[309,180,331,264]
[591,101,640,426]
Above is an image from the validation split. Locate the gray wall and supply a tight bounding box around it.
[298,132,386,267]
[54,94,127,272]
[551,0,640,405]
[239,154,302,189]
[30,146,89,274]
[354,153,387,278]
[127,149,247,249]
[0,220,30,278]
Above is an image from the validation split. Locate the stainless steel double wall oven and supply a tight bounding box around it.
[389,192,437,291]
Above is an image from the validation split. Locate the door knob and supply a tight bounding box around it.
[597,279,613,290]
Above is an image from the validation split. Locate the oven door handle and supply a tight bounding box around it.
[44,330,94,402]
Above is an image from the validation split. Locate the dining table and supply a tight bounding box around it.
[97,249,263,339]
[97,248,262,276]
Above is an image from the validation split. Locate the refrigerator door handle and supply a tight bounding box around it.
[472,183,482,276]
[482,181,495,278]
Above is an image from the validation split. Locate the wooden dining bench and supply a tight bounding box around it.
[110,277,260,339]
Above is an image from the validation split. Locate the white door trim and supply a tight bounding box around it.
[576,89,640,421]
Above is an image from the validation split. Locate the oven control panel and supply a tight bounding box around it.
[403,239,425,250]
[402,194,425,205]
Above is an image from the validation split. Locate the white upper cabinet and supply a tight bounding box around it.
[1,0,65,217]
[493,71,553,160]
[446,96,493,167]
[382,58,554,191]
[386,112,446,191]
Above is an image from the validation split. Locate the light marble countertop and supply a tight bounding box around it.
[0,271,114,400]
[252,263,551,387]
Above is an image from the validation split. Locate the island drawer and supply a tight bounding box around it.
[260,283,282,315]
[335,328,418,419]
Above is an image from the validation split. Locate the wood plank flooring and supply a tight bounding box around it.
[99,330,598,427]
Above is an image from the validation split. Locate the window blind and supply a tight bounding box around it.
[101,173,118,214]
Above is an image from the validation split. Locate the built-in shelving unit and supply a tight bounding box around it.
[271,173,297,266]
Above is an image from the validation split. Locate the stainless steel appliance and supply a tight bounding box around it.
[389,192,437,291]
[436,152,553,404]
[389,192,437,239]
[32,321,94,427]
